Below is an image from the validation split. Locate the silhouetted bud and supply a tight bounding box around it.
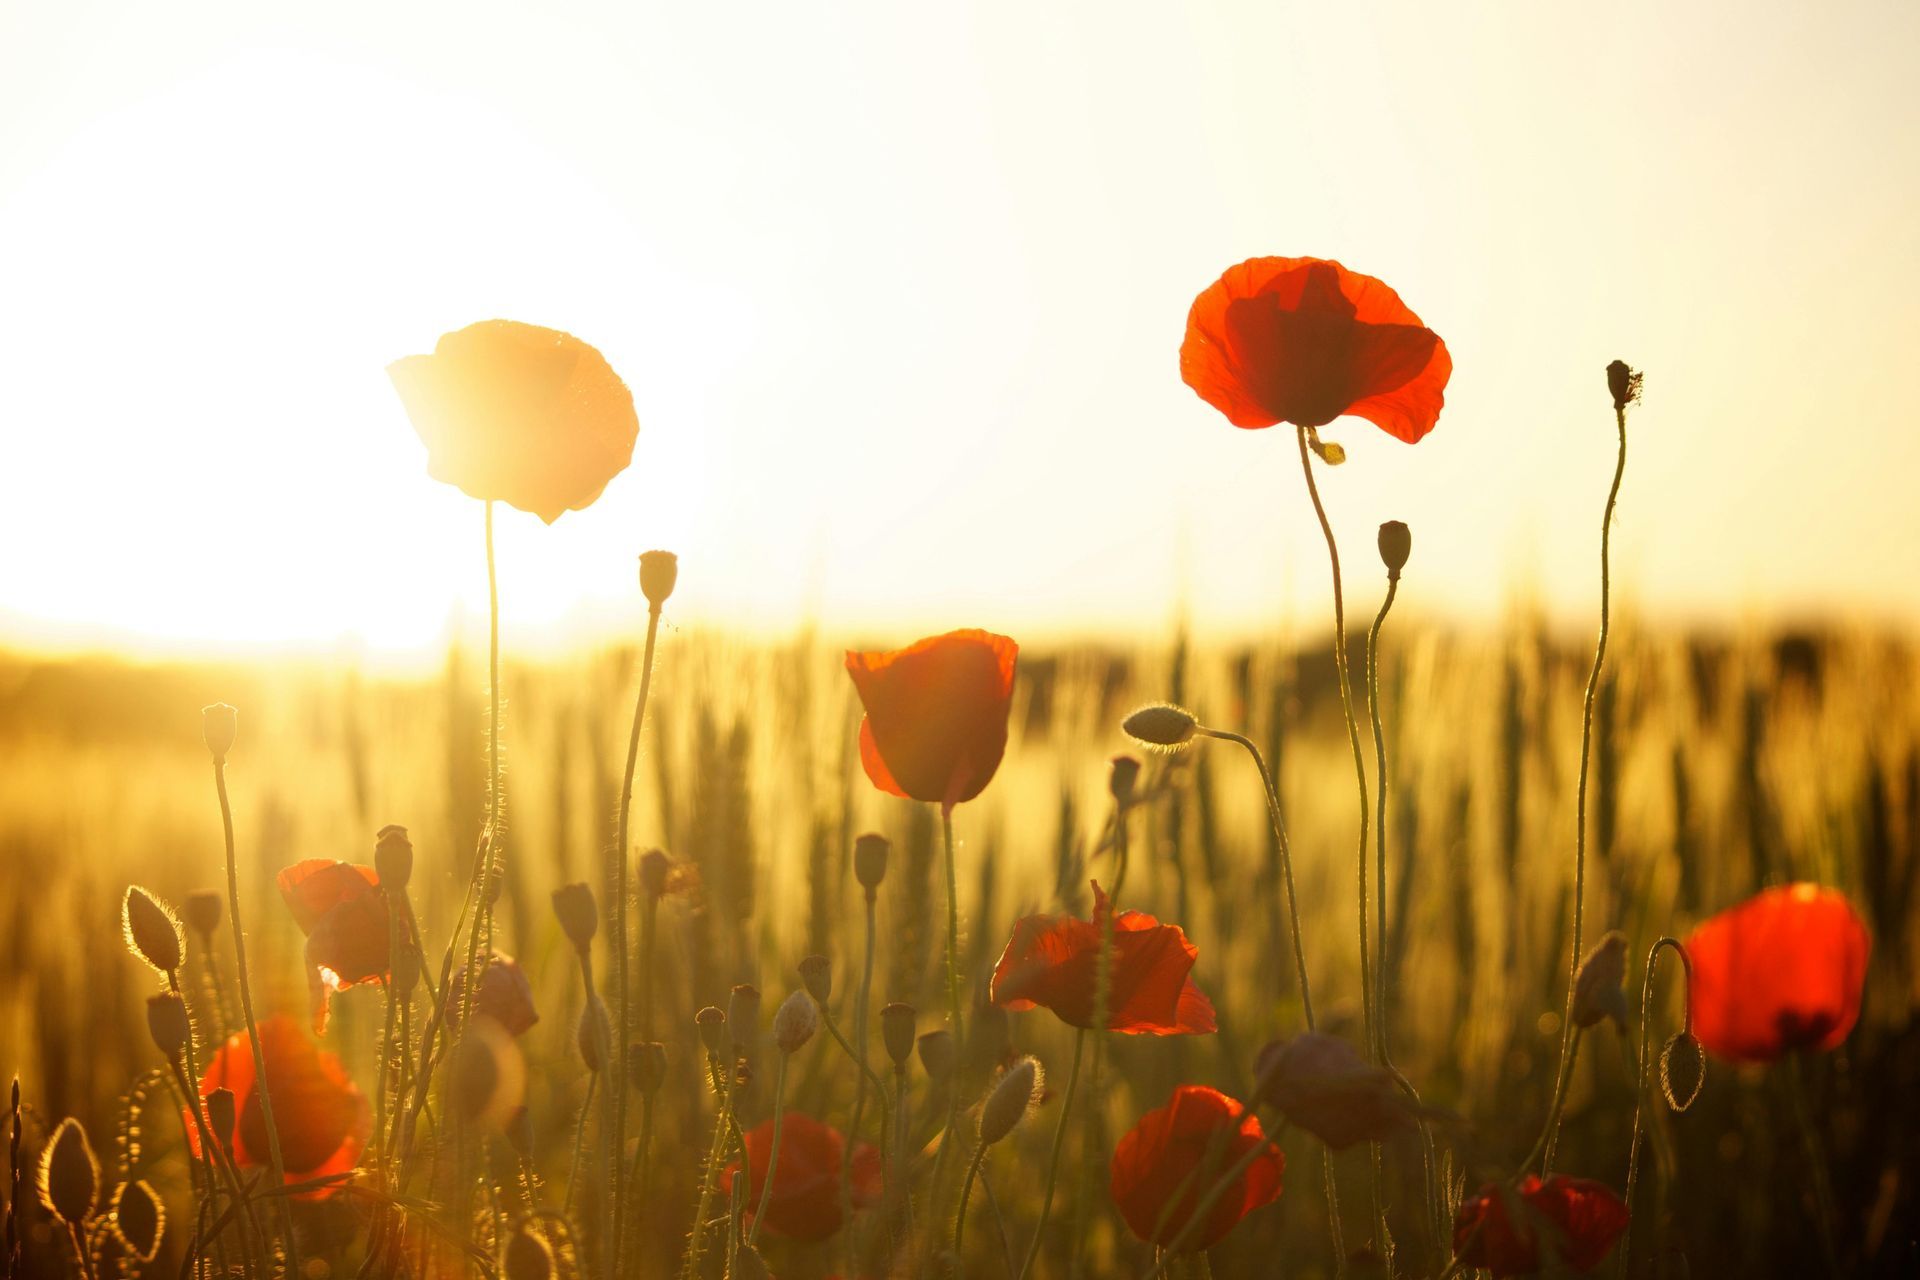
[1108,754,1141,807]
[37,1118,98,1225]
[628,1041,668,1096]
[504,1106,534,1158]
[504,1225,553,1280]
[773,989,818,1054]
[182,891,222,938]
[881,1003,916,1069]
[696,1006,728,1056]
[146,993,190,1062]
[1572,931,1629,1031]
[576,996,611,1073]
[1252,1032,1417,1150]
[1377,521,1411,581]
[205,1089,236,1150]
[374,825,413,894]
[639,550,679,609]
[1660,1032,1705,1112]
[979,1056,1042,1146]
[853,833,889,895]
[798,955,832,1004]
[917,1029,954,1080]
[1122,703,1197,749]
[110,1180,164,1262]
[727,985,761,1052]
[123,887,183,974]
[638,848,673,899]
[391,942,421,995]
[1606,360,1643,412]
[551,883,598,951]
[201,703,237,761]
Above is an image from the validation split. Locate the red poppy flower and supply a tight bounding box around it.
[1684,883,1871,1063]
[446,950,540,1038]
[845,629,1017,812]
[721,1112,882,1242]
[191,1015,371,1199]
[277,859,398,1033]
[1453,1175,1629,1277]
[387,320,639,523]
[1110,1085,1282,1251]
[990,882,1216,1035]
[1180,257,1451,442]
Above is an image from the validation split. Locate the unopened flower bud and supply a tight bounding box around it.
[182,891,222,938]
[504,1225,553,1280]
[38,1118,98,1226]
[1606,359,1643,412]
[205,1089,236,1149]
[881,1003,916,1069]
[1660,1032,1705,1112]
[727,985,761,1052]
[1122,703,1197,750]
[773,989,818,1054]
[201,703,237,761]
[696,1006,728,1056]
[1377,521,1411,581]
[917,1028,955,1080]
[123,887,183,975]
[551,882,597,951]
[146,993,190,1061]
[390,942,421,995]
[639,550,679,610]
[628,1041,668,1095]
[374,825,413,894]
[1108,754,1141,807]
[1572,931,1630,1031]
[576,996,610,1073]
[798,955,832,1004]
[853,833,889,895]
[639,848,673,899]
[979,1056,1042,1146]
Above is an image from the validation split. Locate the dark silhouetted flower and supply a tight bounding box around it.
[1453,1174,1629,1276]
[447,951,541,1038]
[1684,883,1870,1063]
[193,1015,370,1198]
[722,1112,881,1241]
[277,859,396,1033]
[1110,1085,1282,1251]
[845,629,1017,812]
[1252,1032,1417,1149]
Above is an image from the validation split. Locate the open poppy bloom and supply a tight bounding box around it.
[1180,257,1451,443]
[990,882,1216,1035]
[1453,1175,1629,1276]
[387,319,639,523]
[1110,1085,1282,1251]
[446,950,540,1038]
[721,1112,881,1242]
[1252,1032,1418,1149]
[192,1015,371,1198]
[1684,883,1871,1063]
[278,859,400,1033]
[845,629,1017,812]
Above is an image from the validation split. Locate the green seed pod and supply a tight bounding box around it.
[1377,521,1411,580]
[374,824,414,894]
[853,833,889,894]
[798,955,832,1004]
[639,550,679,609]
[881,1003,916,1069]
[772,989,818,1055]
[182,890,223,938]
[146,993,190,1062]
[550,882,598,951]
[123,887,183,975]
[696,1006,727,1057]
[201,703,237,761]
[1108,754,1141,807]
[1121,703,1197,749]
[917,1028,955,1081]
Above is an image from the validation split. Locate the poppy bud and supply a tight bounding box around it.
[504,1106,535,1158]
[146,993,190,1062]
[1122,703,1197,750]
[1606,360,1643,412]
[773,989,818,1055]
[374,825,413,894]
[37,1118,98,1225]
[628,1041,668,1096]
[1108,754,1141,807]
[1660,1032,1705,1112]
[551,882,598,951]
[639,848,673,899]
[696,1006,728,1057]
[881,1003,916,1069]
[1572,931,1630,1031]
[123,887,183,974]
[205,1089,236,1150]
[390,942,421,996]
[1377,521,1411,581]
[201,703,237,761]
[917,1028,955,1080]
[504,1225,554,1280]
[853,833,889,895]
[727,985,761,1052]
[182,890,222,938]
[798,955,832,1004]
[110,1180,165,1263]
[979,1056,1043,1146]
[639,550,679,610]
[577,996,611,1073]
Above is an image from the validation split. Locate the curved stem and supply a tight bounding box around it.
[1523,1025,1586,1175]
[1015,1028,1085,1280]
[953,1138,989,1271]
[1622,937,1689,1276]
[745,1054,790,1249]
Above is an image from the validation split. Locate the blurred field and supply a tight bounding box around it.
[1,618,1916,1277]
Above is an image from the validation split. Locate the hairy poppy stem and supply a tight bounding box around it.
[1015,1027,1084,1280]
[925,808,967,1239]
[682,1055,737,1280]
[1622,936,1689,1275]
[1523,1025,1585,1175]
[745,1053,790,1249]
[1784,1053,1843,1278]
[953,1137,989,1272]
[843,892,878,1278]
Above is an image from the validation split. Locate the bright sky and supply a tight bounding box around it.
[2,2,1917,657]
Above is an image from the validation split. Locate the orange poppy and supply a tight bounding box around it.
[277,859,397,1034]
[192,1015,370,1198]
[1452,1175,1629,1277]
[446,950,540,1038]
[845,629,1017,812]
[721,1112,881,1242]
[1180,257,1451,442]
[1684,883,1871,1063]
[1110,1085,1282,1251]
[989,882,1216,1035]
[387,320,639,523]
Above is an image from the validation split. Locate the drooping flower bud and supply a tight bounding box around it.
[881,1003,916,1069]
[374,825,413,894]
[205,1089,236,1150]
[696,1006,727,1057]
[628,1041,669,1096]
[917,1028,955,1080]
[639,550,679,610]
[798,955,832,1004]
[576,996,611,1073]
[201,703,238,761]
[1122,703,1197,750]
[123,887,183,974]
[551,883,598,952]
[853,833,889,896]
[1377,521,1411,581]
[772,989,819,1055]
[979,1056,1043,1146]
[38,1118,99,1225]
[146,993,190,1062]
[727,985,761,1053]
[182,891,222,938]
[639,848,673,899]
[1572,931,1630,1031]
[1660,1032,1705,1112]
[1606,360,1643,412]
[110,1180,165,1262]
[1108,754,1141,807]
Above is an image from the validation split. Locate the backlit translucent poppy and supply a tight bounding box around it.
[387,320,639,523]
[721,1112,881,1242]
[845,629,1017,812]
[1181,257,1451,443]
[277,859,395,1033]
[1453,1175,1630,1277]
[990,882,1216,1035]
[1109,1085,1282,1252]
[192,1015,370,1199]
[1684,883,1871,1063]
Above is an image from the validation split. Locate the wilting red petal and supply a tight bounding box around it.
[387,320,640,523]
[990,883,1215,1035]
[1181,256,1449,442]
[1110,1085,1282,1251]
[277,860,379,935]
[721,1112,881,1242]
[1453,1175,1629,1277]
[1684,883,1870,1063]
[845,629,1017,809]
[192,1015,369,1199]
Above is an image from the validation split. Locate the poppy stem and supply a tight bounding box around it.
[1522,1025,1585,1175]
[564,1073,598,1220]
[1547,398,1629,1171]
[953,1137,989,1271]
[1622,936,1688,1275]
[925,807,967,1239]
[1015,1027,1084,1280]
[1784,1053,1843,1278]
[843,889,879,1278]
[745,1052,790,1249]
[681,1054,736,1280]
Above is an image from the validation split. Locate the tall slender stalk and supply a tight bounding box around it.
[745,1054,791,1249]
[954,1137,990,1270]
[1622,936,1690,1276]
[1016,1028,1085,1280]
[924,808,967,1229]
[842,890,879,1277]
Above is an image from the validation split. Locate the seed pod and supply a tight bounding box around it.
[696,1006,727,1057]
[1572,931,1630,1030]
[374,825,413,894]
[1108,754,1141,807]
[576,996,611,1073]
[628,1042,668,1096]
[550,883,598,951]
[772,989,818,1055]
[727,985,761,1052]
[979,1056,1043,1146]
[123,887,183,975]
[1121,703,1197,749]
[390,942,421,996]
[853,833,889,894]
[205,1089,236,1151]
[1606,360,1643,412]
[881,1003,916,1069]
[639,549,679,609]
[638,848,673,899]
[504,1225,554,1280]
[798,955,832,1004]
[917,1028,955,1081]
[201,703,237,761]
[146,993,190,1062]
[1660,1032,1705,1112]
[1377,521,1411,580]
[38,1117,99,1225]
[110,1179,165,1262]
[182,890,222,938]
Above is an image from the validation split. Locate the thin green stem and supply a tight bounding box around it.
[925,806,966,1240]
[1623,937,1689,1277]
[682,1055,737,1280]
[1015,1028,1085,1280]
[564,1073,597,1221]
[1523,1025,1586,1175]
[953,1138,989,1270]
[1366,579,1398,1060]
[1786,1053,1843,1279]
[843,892,878,1278]
[745,1054,791,1249]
